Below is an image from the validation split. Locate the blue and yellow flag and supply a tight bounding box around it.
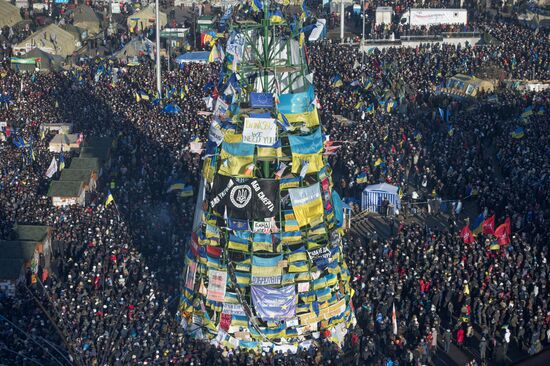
[105,191,114,207]
[288,182,324,227]
[471,213,485,236]
[511,127,525,139]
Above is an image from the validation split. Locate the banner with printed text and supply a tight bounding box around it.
[207,270,227,302]
[242,118,277,146]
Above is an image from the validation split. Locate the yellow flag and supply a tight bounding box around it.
[291,153,324,175]
[282,108,320,128]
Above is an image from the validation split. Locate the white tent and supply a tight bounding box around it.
[361,183,401,214]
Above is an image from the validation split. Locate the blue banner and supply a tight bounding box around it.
[250,92,274,108]
[221,141,256,156]
[278,87,313,114]
[251,285,296,321]
[288,127,323,154]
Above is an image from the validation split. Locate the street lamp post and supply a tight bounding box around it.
[361,0,365,64]
[155,0,162,98]
[340,0,344,43]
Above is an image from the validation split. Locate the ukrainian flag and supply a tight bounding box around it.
[105,191,114,207]
[308,223,327,236]
[356,172,368,184]
[287,247,307,262]
[471,213,485,236]
[324,273,338,287]
[235,271,251,286]
[312,276,327,290]
[179,185,193,197]
[282,273,296,285]
[231,314,249,327]
[282,108,320,128]
[299,291,316,303]
[252,233,273,252]
[316,287,332,303]
[288,261,309,273]
[521,106,533,119]
[330,75,343,88]
[270,10,284,23]
[228,234,249,252]
[218,141,255,177]
[167,181,186,193]
[511,127,525,139]
[374,158,383,167]
[257,140,283,159]
[251,0,263,12]
[280,177,301,190]
[284,219,300,232]
[137,90,150,101]
[281,230,302,243]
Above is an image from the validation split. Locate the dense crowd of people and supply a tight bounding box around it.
[0,1,549,365]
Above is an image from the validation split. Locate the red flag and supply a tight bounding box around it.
[220,313,231,331]
[494,223,510,246]
[206,245,222,258]
[482,215,495,235]
[460,225,475,244]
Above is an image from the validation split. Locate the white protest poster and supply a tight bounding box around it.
[242,118,277,146]
[185,262,197,289]
[208,120,224,146]
[207,270,227,302]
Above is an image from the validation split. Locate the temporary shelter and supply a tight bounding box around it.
[11,48,64,72]
[114,37,155,61]
[47,181,86,207]
[441,74,494,98]
[72,5,101,36]
[0,1,23,28]
[13,24,78,57]
[361,183,401,214]
[48,133,81,153]
[127,5,167,32]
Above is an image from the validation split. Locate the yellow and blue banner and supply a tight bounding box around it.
[288,182,324,227]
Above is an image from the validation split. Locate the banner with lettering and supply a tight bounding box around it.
[242,118,278,146]
[207,270,227,302]
[210,176,279,220]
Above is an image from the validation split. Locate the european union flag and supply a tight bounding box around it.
[250,92,274,108]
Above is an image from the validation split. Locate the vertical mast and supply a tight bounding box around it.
[155,0,162,98]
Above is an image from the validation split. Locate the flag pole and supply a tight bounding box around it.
[155,0,162,98]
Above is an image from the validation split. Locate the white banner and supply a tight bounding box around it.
[185,262,197,289]
[45,157,58,178]
[242,118,277,146]
[208,120,224,146]
[288,182,321,208]
[207,270,227,302]
[213,98,228,118]
[253,220,272,233]
[222,303,246,316]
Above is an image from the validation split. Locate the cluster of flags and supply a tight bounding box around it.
[460,215,511,249]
